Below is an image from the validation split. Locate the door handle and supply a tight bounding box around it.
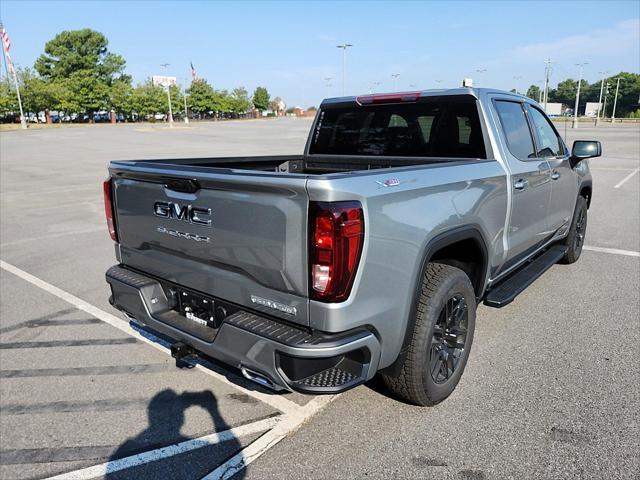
[551,171,560,180]
[514,179,529,190]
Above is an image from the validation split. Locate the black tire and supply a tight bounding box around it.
[561,196,588,264]
[382,263,476,406]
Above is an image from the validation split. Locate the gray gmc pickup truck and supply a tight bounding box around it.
[104,88,600,405]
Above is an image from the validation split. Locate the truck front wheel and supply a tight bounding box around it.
[560,195,588,264]
[382,263,476,406]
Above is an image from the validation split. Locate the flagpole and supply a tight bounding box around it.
[0,24,26,129]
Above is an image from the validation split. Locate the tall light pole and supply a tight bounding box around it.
[602,81,610,121]
[595,71,608,126]
[435,79,444,88]
[324,77,332,98]
[160,63,174,127]
[182,79,189,124]
[543,58,552,111]
[336,43,352,95]
[392,73,400,91]
[572,62,588,129]
[611,77,622,123]
[369,81,380,94]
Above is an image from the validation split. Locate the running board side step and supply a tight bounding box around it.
[484,245,567,308]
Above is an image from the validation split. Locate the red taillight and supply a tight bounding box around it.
[103,178,118,241]
[309,201,364,302]
[356,91,421,105]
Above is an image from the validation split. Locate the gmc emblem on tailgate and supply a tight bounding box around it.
[154,201,212,226]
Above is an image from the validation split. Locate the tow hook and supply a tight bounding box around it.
[170,341,196,369]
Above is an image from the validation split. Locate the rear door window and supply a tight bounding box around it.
[494,100,536,160]
[527,106,565,157]
[309,98,486,158]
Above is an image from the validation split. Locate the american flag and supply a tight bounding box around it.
[190,61,197,81]
[0,23,15,73]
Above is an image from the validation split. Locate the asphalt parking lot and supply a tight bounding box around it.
[1,118,638,479]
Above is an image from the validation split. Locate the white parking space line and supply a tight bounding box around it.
[583,245,640,257]
[0,260,300,414]
[43,417,279,480]
[590,167,636,171]
[202,395,337,480]
[0,227,104,247]
[613,167,639,189]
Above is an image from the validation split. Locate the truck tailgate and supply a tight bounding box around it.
[111,165,310,326]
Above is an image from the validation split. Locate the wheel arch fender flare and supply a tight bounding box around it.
[380,225,489,375]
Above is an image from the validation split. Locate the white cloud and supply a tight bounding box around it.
[506,18,639,61]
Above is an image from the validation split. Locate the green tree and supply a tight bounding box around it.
[252,86,270,111]
[526,85,541,102]
[130,80,166,118]
[212,89,232,113]
[230,87,251,113]
[35,29,129,119]
[0,77,18,116]
[603,72,640,117]
[186,79,216,114]
[19,68,61,118]
[550,79,577,105]
[109,79,133,116]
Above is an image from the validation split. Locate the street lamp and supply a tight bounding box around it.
[392,73,400,91]
[160,63,174,127]
[435,79,444,88]
[572,63,588,129]
[611,77,622,122]
[369,81,381,94]
[595,71,608,126]
[336,44,353,96]
[181,78,189,124]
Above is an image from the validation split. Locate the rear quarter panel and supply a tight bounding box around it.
[307,161,507,368]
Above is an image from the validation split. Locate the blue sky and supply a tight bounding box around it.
[2,1,639,107]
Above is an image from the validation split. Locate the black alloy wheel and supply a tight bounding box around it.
[429,294,468,384]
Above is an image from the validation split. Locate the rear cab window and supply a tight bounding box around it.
[526,105,565,157]
[494,100,536,160]
[309,97,487,159]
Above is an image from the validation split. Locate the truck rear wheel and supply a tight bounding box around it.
[560,196,588,264]
[382,263,476,406]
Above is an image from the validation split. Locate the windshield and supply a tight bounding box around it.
[309,98,486,159]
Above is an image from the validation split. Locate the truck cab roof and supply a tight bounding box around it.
[320,87,532,108]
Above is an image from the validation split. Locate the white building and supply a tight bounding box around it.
[584,102,602,117]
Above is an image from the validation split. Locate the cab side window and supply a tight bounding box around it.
[494,100,536,160]
[527,106,564,157]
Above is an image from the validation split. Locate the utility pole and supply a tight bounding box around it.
[572,62,588,129]
[543,58,552,111]
[611,77,622,123]
[160,63,174,127]
[392,73,400,91]
[602,82,610,122]
[336,44,352,96]
[183,84,189,124]
[595,71,608,126]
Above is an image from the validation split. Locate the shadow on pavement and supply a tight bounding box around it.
[106,389,245,479]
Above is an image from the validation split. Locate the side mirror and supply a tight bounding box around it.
[571,140,601,167]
